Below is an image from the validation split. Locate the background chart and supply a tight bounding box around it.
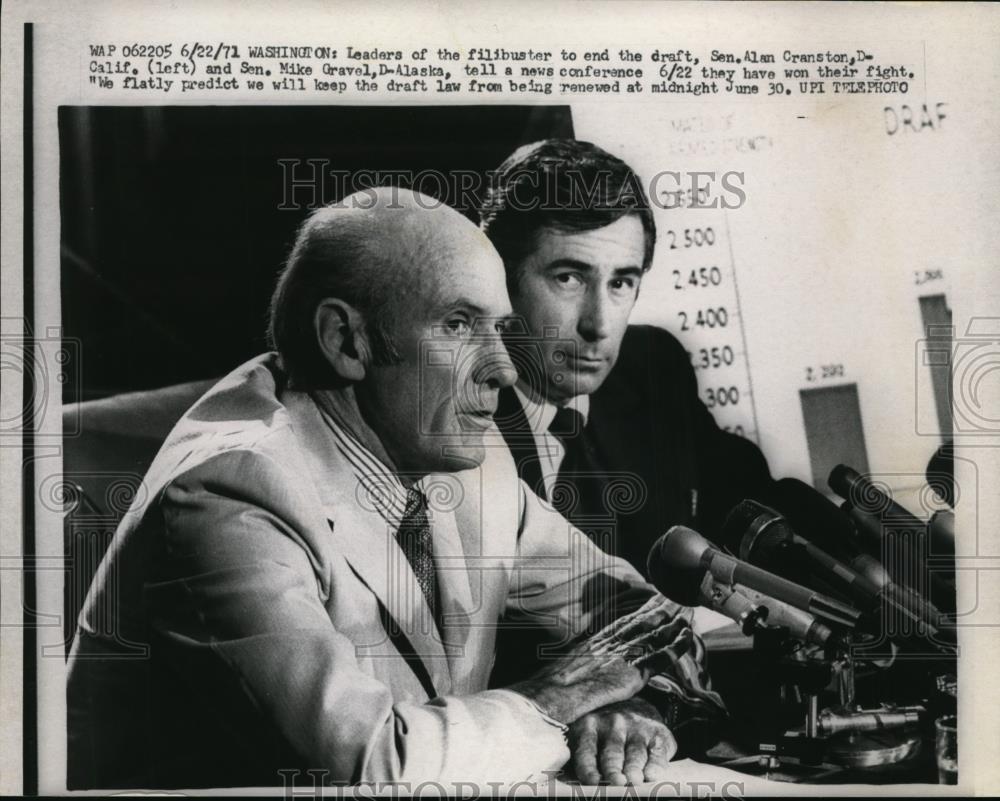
[60,101,971,507]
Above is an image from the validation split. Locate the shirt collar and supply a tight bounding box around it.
[513,382,590,436]
[312,395,411,530]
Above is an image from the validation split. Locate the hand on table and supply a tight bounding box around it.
[569,697,677,786]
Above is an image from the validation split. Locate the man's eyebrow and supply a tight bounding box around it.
[544,258,595,273]
[544,260,644,276]
[433,298,510,319]
[442,298,488,315]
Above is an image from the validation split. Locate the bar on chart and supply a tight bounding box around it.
[800,383,870,489]
[919,294,953,442]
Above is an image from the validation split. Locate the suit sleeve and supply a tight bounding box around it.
[503,477,661,644]
[150,450,569,785]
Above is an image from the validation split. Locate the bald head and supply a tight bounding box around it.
[268,187,504,388]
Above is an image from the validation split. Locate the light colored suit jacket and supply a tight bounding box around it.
[68,354,662,789]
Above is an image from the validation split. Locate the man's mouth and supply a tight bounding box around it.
[564,353,606,370]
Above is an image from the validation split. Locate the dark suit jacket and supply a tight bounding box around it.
[496,324,775,575]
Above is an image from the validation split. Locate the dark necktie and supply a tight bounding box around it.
[549,408,620,620]
[548,407,609,523]
[549,406,585,444]
[396,488,441,630]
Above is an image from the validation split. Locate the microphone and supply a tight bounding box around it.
[645,534,835,646]
[841,502,886,553]
[724,497,953,644]
[829,464,955,613]
[721,499,882,607]
[767,478,892,590]
[929,510,955,557]
[926,440,954,509]
[648,526,861,629]
[694,573,765,635]
[839,472,954,559]
[644,538,762,633]
[829,465,926,531]
[732,584,836,647]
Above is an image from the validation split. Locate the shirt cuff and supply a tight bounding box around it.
[494,689,569,736]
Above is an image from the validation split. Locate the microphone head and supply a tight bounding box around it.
[828,463,861,501]
[721,499,791,561]
[647,526,712,606]
[926,440,954,508]
[655,525,712,568]
[771,478,861,557]
[929,510,955,556]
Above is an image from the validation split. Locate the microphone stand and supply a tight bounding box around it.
[746,628,925,777]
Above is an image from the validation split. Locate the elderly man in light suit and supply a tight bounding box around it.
[67,189,720,789]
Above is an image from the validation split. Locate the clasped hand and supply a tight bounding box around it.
[511,595,687,784]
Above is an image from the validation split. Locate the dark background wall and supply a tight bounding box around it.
[59,105,573,401]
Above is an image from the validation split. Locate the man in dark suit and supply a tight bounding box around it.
[480,138,774,578]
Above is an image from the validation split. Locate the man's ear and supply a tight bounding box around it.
[314,298,371,382]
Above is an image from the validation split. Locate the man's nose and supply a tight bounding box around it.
[578,288,611,342]
[472,335,518,390]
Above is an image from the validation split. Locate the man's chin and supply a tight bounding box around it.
[547,368,609,401]
[429,441,486,473]
[574,370,610,396]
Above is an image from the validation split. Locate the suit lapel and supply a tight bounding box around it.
[282,391,452,696]
[421,476,477,683]
[495,387,546,501]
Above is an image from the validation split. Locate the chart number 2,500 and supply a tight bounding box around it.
[666,227,716,249]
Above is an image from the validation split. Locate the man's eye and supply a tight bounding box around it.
[445,319,471,336]
[471,318,509,336]
[553,272,583,289]
[610,277,638,294]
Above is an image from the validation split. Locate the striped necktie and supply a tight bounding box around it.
[396,488,441,629]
